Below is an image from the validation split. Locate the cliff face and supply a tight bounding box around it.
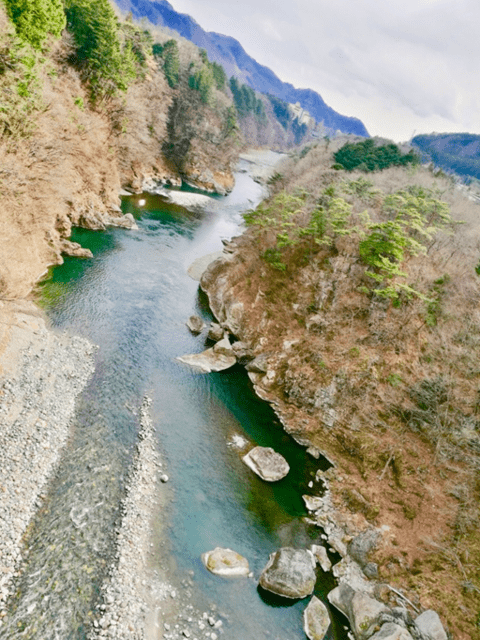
[113,0,369,137]
[200,142,480,640]
[0,10,237,299]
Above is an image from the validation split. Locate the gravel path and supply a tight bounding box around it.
[0,300,95,620]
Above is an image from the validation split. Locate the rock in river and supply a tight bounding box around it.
[201,548,250,577]
[259,548,316,599]
[176,348,236,373]
[303,596,331,640]
[186,315,206,334]
[242,446,289,482]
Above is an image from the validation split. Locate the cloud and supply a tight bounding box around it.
[170,0,480,141]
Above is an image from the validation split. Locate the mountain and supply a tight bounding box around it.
[114,0,369,137]
[411,133,480,182]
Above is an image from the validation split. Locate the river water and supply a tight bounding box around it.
[2,157,348,639]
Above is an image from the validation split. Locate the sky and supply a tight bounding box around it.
[169,0,480,142]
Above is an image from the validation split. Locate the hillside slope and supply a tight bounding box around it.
[200,141,480,640]
[113,0,369,136]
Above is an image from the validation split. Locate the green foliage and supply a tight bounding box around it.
[74,95,84,109]
[159,39,179,88]
[334,138,419,172]
[4,0,66,49]
[210,61,226,90]
[120,22,153,71]
[0,33,44,138]
[424,274,450,326]
[224,105,238,137]
[229,77,266,123]
[359,186,453,301]
[188,64,214,104]
[65,0,137,101]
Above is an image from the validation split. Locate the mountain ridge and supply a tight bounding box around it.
[114,0,369,137]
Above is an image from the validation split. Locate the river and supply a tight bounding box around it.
[1,155,348,640]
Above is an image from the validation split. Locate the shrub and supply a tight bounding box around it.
[334,138,418,172]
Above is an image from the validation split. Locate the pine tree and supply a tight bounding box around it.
[5,0,66,49]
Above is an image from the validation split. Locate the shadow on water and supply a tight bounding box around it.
[3,162,350,640]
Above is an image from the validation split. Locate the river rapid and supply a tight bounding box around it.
[1,154,348,640]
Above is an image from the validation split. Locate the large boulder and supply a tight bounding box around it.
[259,548,316,599]
[414,611,448,640]
[213,334,235,357]
[348,529,380,567]
[188,252,225,281]
[303,596,331,640]
[186,315,206,334]
[207,322,224,342]
[242,446,290,482]
[369,623,413,640]
[328,585,389,640]
[201,548,250,577]
[176,348,236,373]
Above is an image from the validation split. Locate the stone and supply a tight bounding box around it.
[368,623,414,640]
[212,335,234,357]
[303,495,324,511]
[414,610,448,640]
[311,545,332,572]
[363,562,379,579]
[242,446,290,482]
[303,596,331,640]
[176,348,236,373]
[201,548,250,577]
[327,583,355,617]
[188,253,225,281]
[59,239,93,259]
[350,591,390,640]
[186,316,206,334]
[259,548,316,599]
[348,529,380,567]
[246,354,269,374]
[231,341,253,363]
[207,323,224,342]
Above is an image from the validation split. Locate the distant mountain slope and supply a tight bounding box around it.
[114,0,369,137]
[412,133,480,181]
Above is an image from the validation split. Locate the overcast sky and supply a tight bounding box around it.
[171,0,479,142]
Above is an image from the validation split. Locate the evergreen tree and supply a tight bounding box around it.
[5,0,66,49]
[65,0,136,100]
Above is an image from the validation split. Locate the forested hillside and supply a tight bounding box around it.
[113,0,369,137]
[412,133,480,182]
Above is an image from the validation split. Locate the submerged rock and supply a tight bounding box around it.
[176,348,236,373]
[259,547,316,599]
[242,446,290,482]
[201,548,250,577]
[186,315,206,334]
[303,596,331,640]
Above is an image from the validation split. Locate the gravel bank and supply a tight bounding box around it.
[0,300,95,618]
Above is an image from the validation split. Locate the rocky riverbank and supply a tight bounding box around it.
[0,300,95,621]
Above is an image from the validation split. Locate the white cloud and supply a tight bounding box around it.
[170,0,480,142]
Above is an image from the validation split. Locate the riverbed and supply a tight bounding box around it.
[1,153,348,640]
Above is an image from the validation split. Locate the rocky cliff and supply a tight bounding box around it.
[199,141,480,640]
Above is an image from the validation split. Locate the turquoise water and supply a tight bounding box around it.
[2,164,348,639]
